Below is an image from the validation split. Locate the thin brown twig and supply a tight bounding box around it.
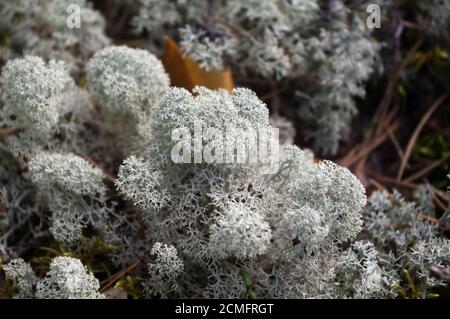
[368,170,449,211]
[404,157,449,183]
[402,20,450,43]
[355,159,368,185]
[387,126,405,161]
[374,39,423,138]
[397,94,448,181]
[369,178,389,192]
[425,185,448,212]
[260,84,288,102]
[341,121,400,167]
[339,105,399,167]
[100,260,141,293]
[417,212,439,224]
[425,183,450,205]
[366,169,419,189]
[356,106,400,170]
[117,38,149,48]
[81,155,116,184]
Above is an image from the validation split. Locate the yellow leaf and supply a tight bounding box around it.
[397,84,406,96]
[161,37,234,93]
[432,47,448,60]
